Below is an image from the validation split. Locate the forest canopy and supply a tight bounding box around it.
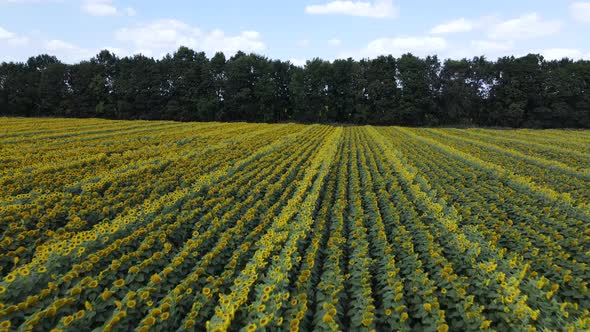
[1,47,589,128]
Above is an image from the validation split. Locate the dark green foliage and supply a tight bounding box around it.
[0,47,589,128]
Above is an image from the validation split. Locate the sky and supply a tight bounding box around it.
[1,0,590,64]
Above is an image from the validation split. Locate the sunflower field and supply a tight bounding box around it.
[0,118,589,331]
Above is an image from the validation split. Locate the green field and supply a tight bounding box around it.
[0,118,589,331]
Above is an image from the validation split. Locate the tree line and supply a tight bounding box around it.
[1,47,589,128]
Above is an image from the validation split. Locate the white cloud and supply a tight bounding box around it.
[342,36,447,59]
[289,58,307,67]
[45,39,95,61]
[470,40,512,54]
[115,19,266,57]
[443,40,513,60]
[571,2,590,23]
[125,6,136,16]
[541,48,590,60]
[0,25,127,63]
[81,0,135,17]
[0,26,30,47]
[0,26,36,62]
[488,13,562,40]
[365,36,447,57]
[46,39,79,51]
[5,36,29,46]
[0,27,16,40]
[430,13,562,41]
[0,0,62,3]
[328,38,341,46]
[101,46,129,56]
[82,0,117,16]
[43,40,129,62]
[430,18,475,34]
[343,34,518,61]
[297,39,310,47]
[305,0,398,18]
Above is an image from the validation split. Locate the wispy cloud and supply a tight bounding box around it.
[487,13,562,40]
[341,36,447,59]
[0,26,30,46]
[570,2,590,23]
[430,18,476,34]
[81,0,136,17]
[328,38,342,46]
[305,0,398,18]
[115,19,266,57]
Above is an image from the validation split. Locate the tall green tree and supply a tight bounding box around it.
[1,48,589,128]
[363,55,400,124]
[396,54,439,125]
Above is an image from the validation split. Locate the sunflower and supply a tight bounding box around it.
[70,286,83,295]
[63,316,74,326]
[144,316,156,326]
[150,274,162,284]
[400,312,409,322]
[101,290,114,301]
[361,318,372,327]
[0,321,11,329]
[260,317,270,327]
[185,319,195,328]
[480,320,492,329]
[75,310,85,320]
[46,306,57,316]
[140,291,150,300]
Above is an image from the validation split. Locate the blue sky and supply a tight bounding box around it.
[1,0,590,64]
